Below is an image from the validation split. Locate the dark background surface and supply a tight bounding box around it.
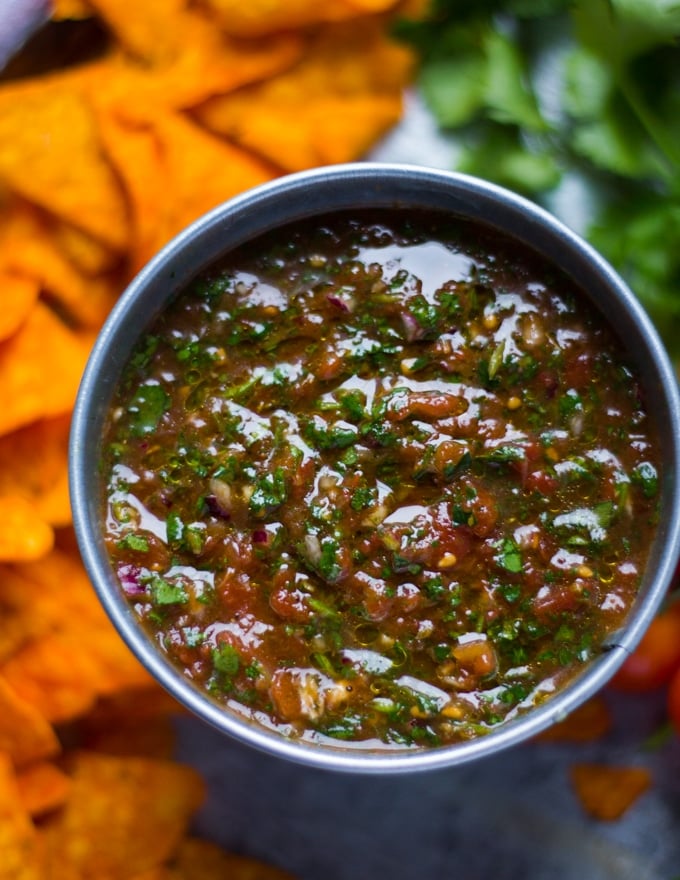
[176,688,680,880]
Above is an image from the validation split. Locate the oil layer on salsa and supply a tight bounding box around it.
[102,210,661,749]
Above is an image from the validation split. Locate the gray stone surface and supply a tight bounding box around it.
[175,690,680,879]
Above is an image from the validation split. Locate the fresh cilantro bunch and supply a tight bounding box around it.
[394,0,680,355]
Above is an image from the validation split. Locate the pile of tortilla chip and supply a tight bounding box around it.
[0,0,418,875]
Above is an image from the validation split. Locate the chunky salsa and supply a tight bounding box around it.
[102,210,661,749]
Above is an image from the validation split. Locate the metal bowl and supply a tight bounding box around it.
[69,163,680,774]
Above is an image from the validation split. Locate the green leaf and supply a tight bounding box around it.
[594,500,616,527]
[482,29,548,131]
[563,47,614,119]
[166,511,184,545]
[249,467,287,517]
[117,533,149,552]
[128,384,170,437]
[318,537,344,583]
[419,55,487,128]
[457,126,561,194]
[570,100,669,179]
[571,0,680,66]
[495,537,523,573]
[212,643,240,676]
[632,461,659,497]
[148,574,188,606]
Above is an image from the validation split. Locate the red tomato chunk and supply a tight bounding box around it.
[102,210,661,749]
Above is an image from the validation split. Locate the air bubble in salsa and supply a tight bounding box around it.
[102,210,661,750]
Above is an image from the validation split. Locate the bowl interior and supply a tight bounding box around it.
[69,164,680,773]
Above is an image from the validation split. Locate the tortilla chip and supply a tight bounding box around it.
[0,753,44,879]
[50,219,121,277]
[0,274,39,342]
[0,547,149,721]
[0,197,119,329]
[168,837,298,880]
[1,618,152,723]
[131,871,173,880]
[0,415,72,527]
[94,113,166,272]
[81,622,156,697]
[79,684,185,732]
[0,76,129,252]
[84,0,191,61]
[346,0,404,9]
[1,633,101,724]
[1,544,153,720]
[0,566,53,663]
[0,675,60,766]
[15,760,71,817]
[51,0,94,19]
[149,112,277,252]
[199,0,399,37]
[0,301,94,436]
[96,108,278,268]
[10,547,106,628]
[194,22,412,171]
[536,696,612,743]
[44,752,205,878]
[0,494,53,562]
[89,31,304,125]
[570,763,652,821]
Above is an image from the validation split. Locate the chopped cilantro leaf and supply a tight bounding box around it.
[127,384,170,436]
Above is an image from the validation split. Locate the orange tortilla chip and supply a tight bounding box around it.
[89,31,304,124]
[536,696,612,743]
[0,494,53,562]
[0,547,152,719]
[570,763,652,821]
[94,113,167,272]
[202,93,403,173]
[194,22,413,171]
[0,566,52,663]
[200,0,399,37]
[79,622,155,697]
[1,632,102,724]
[0,753,44,879]
[0,415,72,527]
[346,0,404,8]
[0,75,129,252]
[85,0,191,61]
[148,112,276,252]
[79,685,185,732]
[0,197,119,329]
[50,219,121,277]
[0,274,39,342]
[0,301,94,436]
[0,547,150,721]
[130,871,173,880]
[15,761,71,818]
[44,752,206,877]
[51,0,94,19]
[168,837,299,879]
[0,675,60,767]
[97,110,277,268]
[1,617,152,724]
[13,547,112,626]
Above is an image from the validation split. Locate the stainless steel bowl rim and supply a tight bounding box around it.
[69,163,680,774]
